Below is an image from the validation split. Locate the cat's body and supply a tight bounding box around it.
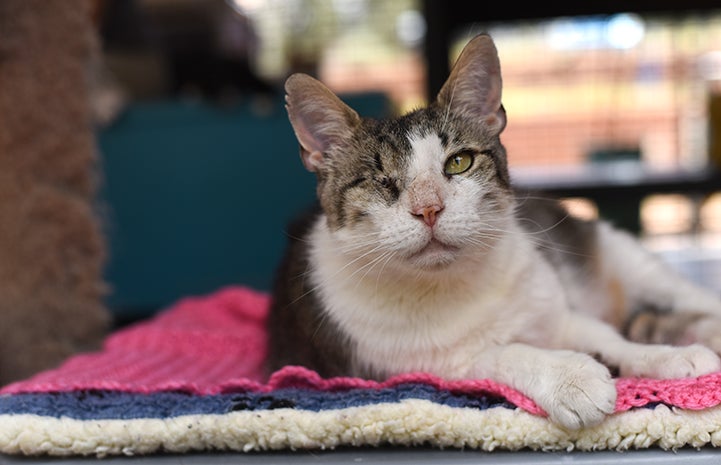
[268,34,721,430]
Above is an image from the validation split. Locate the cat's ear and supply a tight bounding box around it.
[436,34,506,134]
[285,73,361,172]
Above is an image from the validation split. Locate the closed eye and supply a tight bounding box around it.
[377,176,400,200]
[342,176,367,191]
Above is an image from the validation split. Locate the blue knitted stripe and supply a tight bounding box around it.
[0,384,513,420]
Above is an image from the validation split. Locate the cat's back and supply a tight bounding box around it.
[513,191,599,267]
[513,191,628,324]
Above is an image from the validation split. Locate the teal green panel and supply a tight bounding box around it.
[97,93,389,319]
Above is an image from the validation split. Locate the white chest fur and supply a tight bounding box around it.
[307,217,569,379]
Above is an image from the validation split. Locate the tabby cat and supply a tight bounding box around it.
[267,33,721,430]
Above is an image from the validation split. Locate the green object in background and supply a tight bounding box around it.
[587,145,643,233]
[97,93,390,321]
[587,146,641,164]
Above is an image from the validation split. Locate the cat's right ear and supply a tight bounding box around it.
[285,73,361,173]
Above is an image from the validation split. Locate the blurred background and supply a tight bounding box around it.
[90,0,721,321]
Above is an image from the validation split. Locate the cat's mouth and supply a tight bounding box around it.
[408,238,460,268]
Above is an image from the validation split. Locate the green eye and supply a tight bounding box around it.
[444,152,474,175]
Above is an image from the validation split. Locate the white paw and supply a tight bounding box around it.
[537,352,617,431]
[620,344,721,379]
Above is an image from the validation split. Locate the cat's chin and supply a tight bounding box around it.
[406,238,460,270]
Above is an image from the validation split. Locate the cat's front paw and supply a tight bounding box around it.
[620,344,721,379]
[539,353,617,430]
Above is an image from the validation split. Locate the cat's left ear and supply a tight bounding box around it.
[285,73,361,173]
[436,34,506,134]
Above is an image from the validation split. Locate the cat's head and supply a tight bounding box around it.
[285,34,514,272]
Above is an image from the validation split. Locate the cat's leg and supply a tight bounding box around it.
[561,312,721,379]
[598,223,721,316]
[597,223,721,352]
[470,343,616,430]
[625,308,721,355]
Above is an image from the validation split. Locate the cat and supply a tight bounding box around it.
[267,33,721,430]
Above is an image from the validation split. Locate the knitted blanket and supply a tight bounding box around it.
[2,287,721,457]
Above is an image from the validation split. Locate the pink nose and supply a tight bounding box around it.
[412,204,444,227]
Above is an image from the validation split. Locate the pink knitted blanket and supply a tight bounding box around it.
[2,286,721,456]
[4,285,721,412]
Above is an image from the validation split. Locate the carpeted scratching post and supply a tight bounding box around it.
[0,0,109,384]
